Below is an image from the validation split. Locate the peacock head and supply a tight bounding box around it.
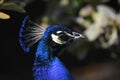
[19,16,84,53]
[42,25,84,53]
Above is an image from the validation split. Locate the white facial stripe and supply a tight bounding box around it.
[51,34,66,44]
[64,32,74,37]
[57,31,74,37]
[56,31,63,34]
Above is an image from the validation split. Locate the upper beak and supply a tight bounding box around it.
[72,32,85,39]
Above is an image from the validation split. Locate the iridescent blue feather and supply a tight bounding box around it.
[19,16,30,52]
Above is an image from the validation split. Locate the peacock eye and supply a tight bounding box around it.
[59,34,69,41]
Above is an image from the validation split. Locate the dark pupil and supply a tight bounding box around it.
[59,34,69,41]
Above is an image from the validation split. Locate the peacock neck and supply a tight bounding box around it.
[33,39,74,80]
[34,39,55,66]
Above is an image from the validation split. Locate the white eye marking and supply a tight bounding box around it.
[64,32,73,37]
[57,31,73,37]
[56,31,63,34]
[51,34,66,44]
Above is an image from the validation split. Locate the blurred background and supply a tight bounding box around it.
[0,0,120,80]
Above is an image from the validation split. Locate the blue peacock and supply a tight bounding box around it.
[19,16,84,80]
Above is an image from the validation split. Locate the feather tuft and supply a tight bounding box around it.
[19,16,45,53]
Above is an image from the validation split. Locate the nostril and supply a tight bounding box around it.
[72,32,85,39]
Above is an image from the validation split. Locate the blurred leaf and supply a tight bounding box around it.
[41,16,49,28]
[70,0,84,9]
[107,28,118,47]
[79,5,93,17]
[76,17,92,28]
[60,0,69,6]
[0,0,4,4]
[100,28,118,48]
[84,23,103,41]
[4,0,34,7]
[84,5,118,42]
[0,2,25,13]
[0,12,10,19]
[97,5,117,20]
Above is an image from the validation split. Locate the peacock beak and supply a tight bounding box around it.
[72,32,85,39]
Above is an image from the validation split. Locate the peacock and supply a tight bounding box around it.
[19,16,84,80]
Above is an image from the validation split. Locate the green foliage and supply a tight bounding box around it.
[70,0,84,9]
[0,2,25,13]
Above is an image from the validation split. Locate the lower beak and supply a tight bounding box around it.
[72,32,85,39]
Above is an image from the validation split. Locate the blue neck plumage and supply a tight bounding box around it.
[33,39,54,80]
[34,37,62,66]
[34,39,52,65]
[33,38,74,80]
[35,36,67,62]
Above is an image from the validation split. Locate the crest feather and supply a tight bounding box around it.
[19,16,45,52]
